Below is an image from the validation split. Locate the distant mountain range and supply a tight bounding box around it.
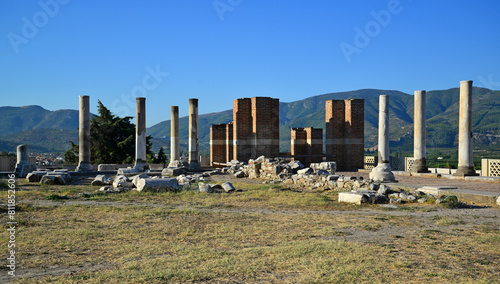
[1,87,499,154]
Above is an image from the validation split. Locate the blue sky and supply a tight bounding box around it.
[1,0,500,127]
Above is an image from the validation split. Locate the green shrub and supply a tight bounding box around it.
[438,195,459,208]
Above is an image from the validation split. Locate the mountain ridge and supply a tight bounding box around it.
[1,87,499,153]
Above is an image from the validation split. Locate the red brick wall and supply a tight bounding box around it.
[251,97,280,159]
[291,128,307,162]
[325,99,364,170]
[271,98,280,157]
[210,123,227,166]
[345,99,364,169]
[233,98,252,161]
[232,97,279,161]
[291,127,323,166]
[226,122,233,163]
[307,127,323,164]
[325,100,346,168]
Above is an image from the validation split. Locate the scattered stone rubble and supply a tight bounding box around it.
[90,171,219,193]
[338,184,440,206]
[26,169,72,185]
[216,156,458,206]
[23,156,462,206]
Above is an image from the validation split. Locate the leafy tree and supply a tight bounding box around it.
[154,147,168,164]
[65,100,153,164]
[63,141,78,164]
[0,151,15,157]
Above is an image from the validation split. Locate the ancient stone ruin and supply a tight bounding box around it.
[210,97,366,171]
[14,144,36,178]
[16,79,499,208]
[210,97,280,164]
[325,99,365,170]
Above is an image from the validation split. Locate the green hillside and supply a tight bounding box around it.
[145,87,500,153]
[1,88,498,154]
[0,128,78,153]
[0,105,79,137]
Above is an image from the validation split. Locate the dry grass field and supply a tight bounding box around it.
[0,176,499,283]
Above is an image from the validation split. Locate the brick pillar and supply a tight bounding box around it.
[345,99,365,169]
[271,98,280,158]
[325,100,346,169]
[291,128,307,163]
[307,127,323,164]
[210,124,227,166]
[252,97,280,159]
[233,98,252,161]
[226,122,233,162]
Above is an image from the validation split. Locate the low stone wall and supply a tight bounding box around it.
[482,159,500,177]
[364,156,377,169]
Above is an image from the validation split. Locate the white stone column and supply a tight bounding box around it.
[76,95,92,171]
[170,106,180,162]
[413,90,429,173]
[369,95,396,182]
[188,98,201,171]
[16,144,28,165]
[454,80,478,176]
[135,97,147,171]
[14,144,36,177]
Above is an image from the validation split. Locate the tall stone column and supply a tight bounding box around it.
[16,144,28,165]
[369,95,396,182]
[76,95,92,171]
[454,80,478,176]
[189,98,201,171]
[14,144,36,177]
[135,97,147,171]
[170,106,180,162]
[413,90,429,173]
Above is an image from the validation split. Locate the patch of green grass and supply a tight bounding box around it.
[0,179,10,190]
[424,229,443,234]
[45,194,68,201]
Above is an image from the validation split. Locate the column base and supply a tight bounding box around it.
[189,162,202,172]
[134,162,147,172]
[14,163,37,178]
[168,160,189,170]
[369,163,396,182]
[412,158,430,173]
[76,162,92,172]
[453,165,478,177]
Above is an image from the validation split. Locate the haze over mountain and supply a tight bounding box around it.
[1,88,499,154]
